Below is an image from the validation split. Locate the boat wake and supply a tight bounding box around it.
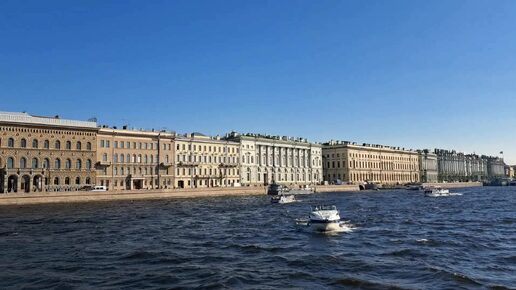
[295,219,356,234]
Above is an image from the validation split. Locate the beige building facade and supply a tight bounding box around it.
[0,111,97,193]
[96,127,175,190]
[224,132,323,186]
[322,141,420,185]
[175,133,240,188]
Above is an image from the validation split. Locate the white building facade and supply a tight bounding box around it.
[225,132,322,186]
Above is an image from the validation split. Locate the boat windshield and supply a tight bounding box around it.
[312,205,337,211]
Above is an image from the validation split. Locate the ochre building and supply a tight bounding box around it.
[322,141,420,185]
[96,127,175,190]
[0,111,97,193]
[175,133,240,188]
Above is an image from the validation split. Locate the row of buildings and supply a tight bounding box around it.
[0,111,506,193]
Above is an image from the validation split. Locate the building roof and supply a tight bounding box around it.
[0,111,97,129]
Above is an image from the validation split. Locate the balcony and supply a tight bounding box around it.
[96,161,111,167]
[160,162,173,168]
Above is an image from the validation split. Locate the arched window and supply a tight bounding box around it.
[7,157,14,169]
[86,159,92,170]
[138,154,142,163]
[76,142,81,150]
[127,154,130,163]
[55,158,61,169]
[66,141,71,150]
[114,154,118,163]
[120,154,125,163]
[86,142,92,150]
[65,159,71,169]
[54,177,59,185]
[32,158,38,169]
[75,177,80,185]
[150,155,153,164]
[44,140,50,149]
[65,177,70,185]
[76,159,82,169]
[21,138,27,148]
[144,155,148,163]
[85,177,91,184]
[20,157,27,168]
[121,167,125,175]
[43,158,50,169]
[32,139,38,148]
[132,155,136,163]
[8,138,14,147]
[103,153,108,162]
[55,140,61,149]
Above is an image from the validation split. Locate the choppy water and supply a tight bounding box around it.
[0,187,515,289]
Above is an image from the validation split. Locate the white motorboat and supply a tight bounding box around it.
[267,183,314,195]
[308,205,341,232]
[424,187,450,197]
[271,194,296,204]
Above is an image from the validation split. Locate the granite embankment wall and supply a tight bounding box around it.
[422,182,483,188]
[0,187,266,206]
[0,184,362,206]
[315,184,360,192]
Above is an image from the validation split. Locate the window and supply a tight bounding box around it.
[43,158,50,169]
[65,177,70,185]
[55,159,61,169]
[32,139,38,148]
[20,157,27,168]
[86,177,91,184]
[76,159,82,169]
[44,140,49,149]
[55,140,61,149]
[86,142,92,150]
[7,157,14,169]
[114,154,118,163]
[65,159,72,169]
[32,158,38,169]
[8,138,14,147]
[86,159,92,170]
[76,142,81,150]
[21,138,27,148]
[100,140,105,148]
[103,153,108,162]
[75,177,80,185]
[120,154,125,163]
[54,177,59,185]
[66,141,71,150]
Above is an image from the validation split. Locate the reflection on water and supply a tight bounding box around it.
[0,187,514,289]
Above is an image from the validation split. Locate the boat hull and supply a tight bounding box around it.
[309,220,341,232]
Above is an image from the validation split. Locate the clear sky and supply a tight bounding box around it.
[1,0,515,163]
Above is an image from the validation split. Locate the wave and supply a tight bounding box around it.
[334,277,413,290]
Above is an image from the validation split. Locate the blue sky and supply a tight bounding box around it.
[1,0,515,163]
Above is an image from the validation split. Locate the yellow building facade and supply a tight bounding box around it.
[322,141,420,185]
[175,133,240,188]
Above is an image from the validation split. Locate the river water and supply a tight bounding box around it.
[0,187,514,289]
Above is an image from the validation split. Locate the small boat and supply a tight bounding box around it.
[267,183,289,195]
[308,205,341,232]
[267,183,314,195]
[271,194,296,204]
[424,187,450,197]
